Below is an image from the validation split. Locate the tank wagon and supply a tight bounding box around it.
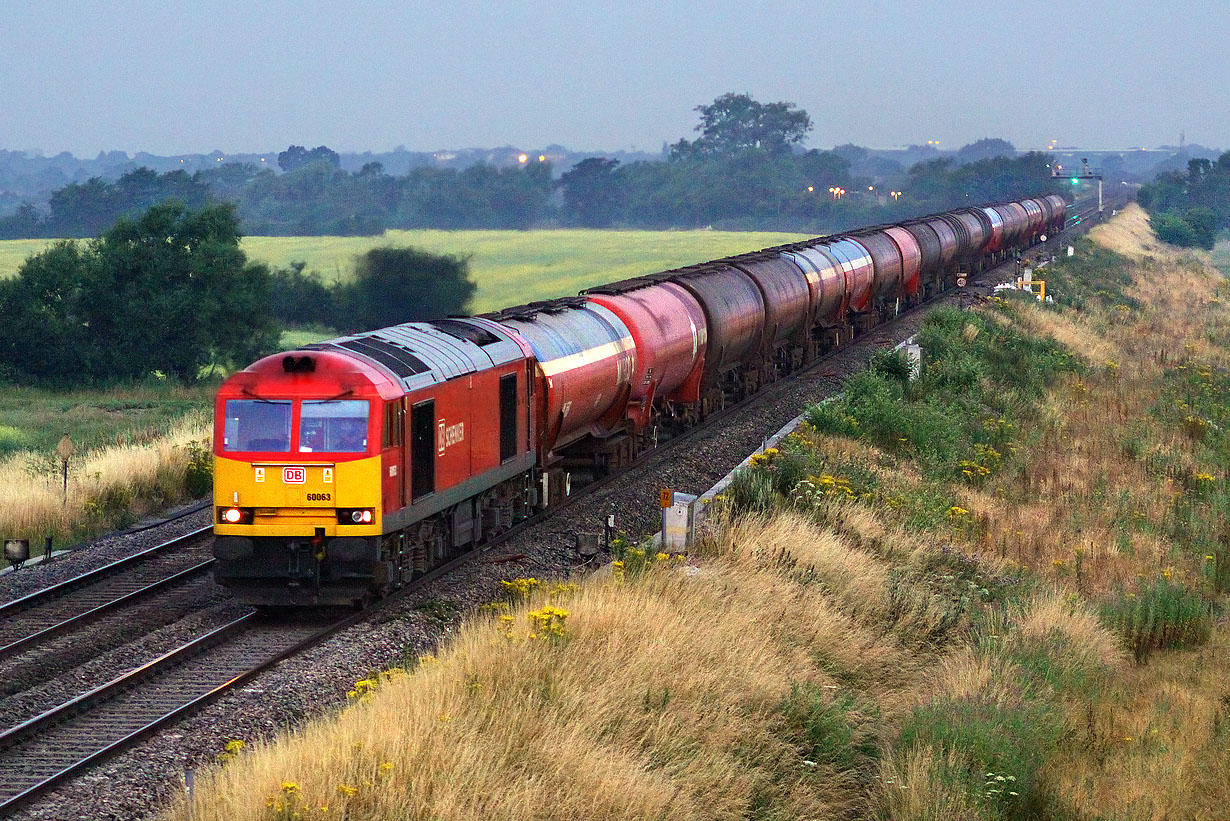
[213,194,1067,606]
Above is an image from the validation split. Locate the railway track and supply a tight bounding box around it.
[0,527,214,663]
[0,538,487,816]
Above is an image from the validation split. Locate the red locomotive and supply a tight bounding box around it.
[213,195,1067,606]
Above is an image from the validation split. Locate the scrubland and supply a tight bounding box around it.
[166,204,1230,820]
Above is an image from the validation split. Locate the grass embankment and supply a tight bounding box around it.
[1212,236,1230,277]
[168,204,1229,820]
[0,383,215,564]
[0,230,809,315]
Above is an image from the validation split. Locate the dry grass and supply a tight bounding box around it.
[1013,593,1127,672]
[0,412,208,546]
[877,744,981,821]
[1088,202,1163,260]
[168,511,938,821]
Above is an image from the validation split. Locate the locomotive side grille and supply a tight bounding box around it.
[334,338,430,378]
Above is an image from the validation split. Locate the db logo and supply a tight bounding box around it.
[283,467,306,484]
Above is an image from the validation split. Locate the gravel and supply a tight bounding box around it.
[4,259,1018,820]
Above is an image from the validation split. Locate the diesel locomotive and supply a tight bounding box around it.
[212,194,1067,606]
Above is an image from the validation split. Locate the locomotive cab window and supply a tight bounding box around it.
[299,400,369,453]
[223,400,291,452]
[382,401,405,448]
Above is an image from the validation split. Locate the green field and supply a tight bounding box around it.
[0,381,216,458]
[244,229,811,312]
[1,229,811,314]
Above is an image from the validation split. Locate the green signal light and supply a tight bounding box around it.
[1070,177,1079,185]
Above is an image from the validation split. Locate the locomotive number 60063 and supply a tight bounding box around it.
[306,493,331,501]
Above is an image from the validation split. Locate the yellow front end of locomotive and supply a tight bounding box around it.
[213,455,383,538]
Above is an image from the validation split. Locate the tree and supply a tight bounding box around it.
[0,201,279,384]
[674,93,812,157]
[956,138,1016,164]
[1188,158,1212,185]
[277,145,341,172]
[335,247,475,333]
[0,242,95,382]
[559,158,623,227]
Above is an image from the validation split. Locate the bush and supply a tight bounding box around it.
[184,440,213,497]
[779,683,880,781]
[1099,577,1213,663]
[335,246,476,333]
[1151,211,1199,248]
[899,690,1064,819]
[267,263,336,328]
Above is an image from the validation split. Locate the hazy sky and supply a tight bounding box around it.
[2,0,1226,156]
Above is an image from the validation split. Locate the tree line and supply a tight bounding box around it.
[0,95,1063,239]
[1137,155,1230,249]
[0,202,475,386]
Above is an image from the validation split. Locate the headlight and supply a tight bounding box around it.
[337,508,375,524]
[218,506,253,524]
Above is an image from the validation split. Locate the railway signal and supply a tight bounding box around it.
[1053,157,1103,213]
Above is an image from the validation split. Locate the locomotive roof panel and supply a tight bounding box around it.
[306,319,526,393]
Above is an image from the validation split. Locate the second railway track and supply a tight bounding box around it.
[0,526,215,663]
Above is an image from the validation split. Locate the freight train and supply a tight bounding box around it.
[212,195,1067,606]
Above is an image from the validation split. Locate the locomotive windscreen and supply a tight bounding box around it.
[223,400,292,452]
